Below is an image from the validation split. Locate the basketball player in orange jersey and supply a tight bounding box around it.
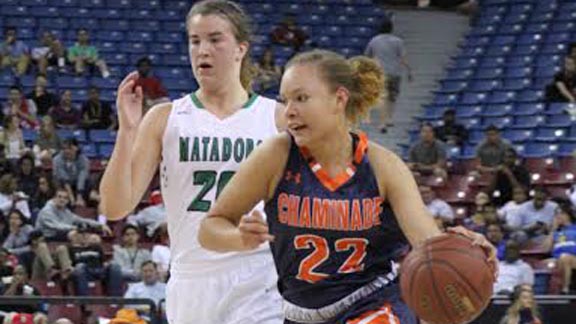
[99,1,285,323]
[199,50,497,324]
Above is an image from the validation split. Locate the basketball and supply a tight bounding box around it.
[400,234,494,324]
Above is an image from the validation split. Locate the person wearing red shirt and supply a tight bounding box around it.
[134,57,169,113]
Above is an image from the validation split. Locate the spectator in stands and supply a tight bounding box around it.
[67,28,110,78]
[500,284,542,324]
[464,191,498,233]
[35,187,111,241]
[50,90,81,130]
[407,123,448,179]
[151,225,169,282]
[0,265,47,320]
[127,190,166,239]
[58,225,123,296]
[112,224,152,282]
[493,240,535,295]
[52,138,89,206]
[0,248,14,279]
[134,57,170,112]
[0,115,26,164]
[543,203,576,294]
[30,176,54,215]
[32,116,61,166]
[270,14,308,52]
[475,125,513,172]
[2,210,33,262]
[31,31,66,75]
[419,185,454,229]
[365,19,412,133]
[3,86,38,129]
[0,174,31,219]
[510,187,558,247]
[81,86,116,130]
[0,27,30,77]
[254,47,282,93]
[434,109,468,147]
[123,260,166,315]
[486,223,506,261]
[545,57,576,103]
[499,187,528,231]
[16,155,38,199]
[26,75,58,117]
[488,149,531,207]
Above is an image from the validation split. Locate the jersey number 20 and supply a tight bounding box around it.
[294,234,368,283]
[187,171,235,212]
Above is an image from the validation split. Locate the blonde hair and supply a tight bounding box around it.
[187,0,254,91]
[505,288,540,324]
[286,50,386,124]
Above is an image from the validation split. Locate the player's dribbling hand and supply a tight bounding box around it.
[447,226,499,281]
[116,71,144,131]
[238,210,275,250]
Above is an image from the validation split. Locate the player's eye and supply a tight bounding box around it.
[296,94,308,102]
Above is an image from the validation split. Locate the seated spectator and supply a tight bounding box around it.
[32,116,61,166]
[81,86,116,130]
[16,154,38,199]
[134,57,170,111]
[419,185,454,229]
[408,123,448,179]
[434,109,468,147]
[25,230,65,281]
[499,284,542,324]
[499,187,528,231]
[270,14,308,52]
[50,90,81,129]
[35,187,111,241]
[151,227,169,282]
[67,29,110,78]
[543,203,576,294]
[0,174,31,219]
[58,225,122,296]
[124,261,166,315]
[510,187,558,247]
[3,86,38,129]
[0,115,27,163]
[112,224,152,282]
[486,223,506,261]
[0,27,30,76]
[254,48,282,93]
[2,210,33,261]
[494,240,535,295]
[30,176,55,215]
[31,31,66,75]
[127,190,166,239]
[52,138,89,205]
[0,265,48,322]
[26,75,58,117]
[488,149,530,207]
[475,125,513,172]
[0,248,15,278]
[464,191,498,233]
[546,57,576,103]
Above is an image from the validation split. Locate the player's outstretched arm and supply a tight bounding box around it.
[368,142,442,246]
[199,134,291,252]
[100,72,169,220]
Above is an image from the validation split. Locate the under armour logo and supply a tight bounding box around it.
[285,171,301,184]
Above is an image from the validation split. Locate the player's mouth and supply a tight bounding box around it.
[197,63,213,72]
[288,124,307,133]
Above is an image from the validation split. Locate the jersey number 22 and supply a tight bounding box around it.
[187,170,235,212]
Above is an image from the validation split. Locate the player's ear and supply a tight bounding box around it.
[236,41,249,62]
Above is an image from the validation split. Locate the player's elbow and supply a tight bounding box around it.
[198,218,215,251]
[198,216,233,253]
[99,198,132,221]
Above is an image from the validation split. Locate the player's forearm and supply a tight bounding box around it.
[199,217,246,252]
[99,129,138,220]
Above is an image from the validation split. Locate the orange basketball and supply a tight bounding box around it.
[400,234,494,324]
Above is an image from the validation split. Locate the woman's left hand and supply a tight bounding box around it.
[447,226,499,281]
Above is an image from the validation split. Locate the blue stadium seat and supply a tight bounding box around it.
[551,22,576,33]
[135,21,161,32]
[103,53,127,65]
[101,19,130,31]
[30,6,59,17]
[547,114,574,128]
[70,18,99,30]
[92,8,123,19]
[5,17,36,28]
[514,103,545,116]
[502,129,533,143]
[468,80,501,92]
[57,129,85,142]
[164,0,189,11]
[482,116,513,129]
[161,55,188,67]
[162,21,186,32]
[128,9,153,20]
[557,11,576,21]
[163,78,196,93]
[22,0,47,5]
[70,89,88,102]
[523,143,558,158]
[468,130,485,144]
[485,46,512,57]
[524,23,549,34]
[445,69,474,81]
[501,78,531,91]
[89,130,116,144]
[451,58,478,70]
[507,56,533,67]
[150,43,177,55]
[462,36,490,48]
[124,42,147,54]
[56,76,88,89]
[487,91,516,104]
[98,42,118,53]
[0,74,14,87]
[459,117,481,130]
[516,90,544,103]
[534,128,568,142]
[0,6,29,16]
[432,94,459,106]
[456,105,483,118]
[546,33,570,44]
[461,92,487,105]
[91,78,119,90]
[156,31,184,44]
[535,55,562,68]
[497,24,523,35]
[547,103,575,115]
[127,32,154,42]
[481,104,513,117]
[22,129,38,143]
[475,68,503,79]
[512,45,540,56]
[557,143,576,157]
[437,81,467,93]
[153,10,181,21]
[512,115,545,129]
[541,43,567,55]
[38,18,67,29]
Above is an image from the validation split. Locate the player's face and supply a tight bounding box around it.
[280,64,346,147]
[187,14,248,88]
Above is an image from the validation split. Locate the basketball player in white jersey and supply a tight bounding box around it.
[99,1,284,323]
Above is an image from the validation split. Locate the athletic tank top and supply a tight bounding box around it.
[264,133,409,308]
[162,93,278,274]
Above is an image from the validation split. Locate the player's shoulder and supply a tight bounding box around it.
[260,132,291,155]
[367,141,403,166]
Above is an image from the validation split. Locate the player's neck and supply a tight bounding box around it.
[196,82,248,115]
[307,128,352,177]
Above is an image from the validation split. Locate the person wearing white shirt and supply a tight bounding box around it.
[498,187,527,229]
[494,240,535,295]
[420,185,454,229]
[124,260,166,314]
[511,187,558,246]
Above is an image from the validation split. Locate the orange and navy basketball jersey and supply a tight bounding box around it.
[265,132,409,310]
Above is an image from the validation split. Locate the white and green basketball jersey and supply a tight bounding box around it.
[161,93,278,275]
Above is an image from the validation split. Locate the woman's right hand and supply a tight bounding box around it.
[238,210,275,250]
[116,71,144,131]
